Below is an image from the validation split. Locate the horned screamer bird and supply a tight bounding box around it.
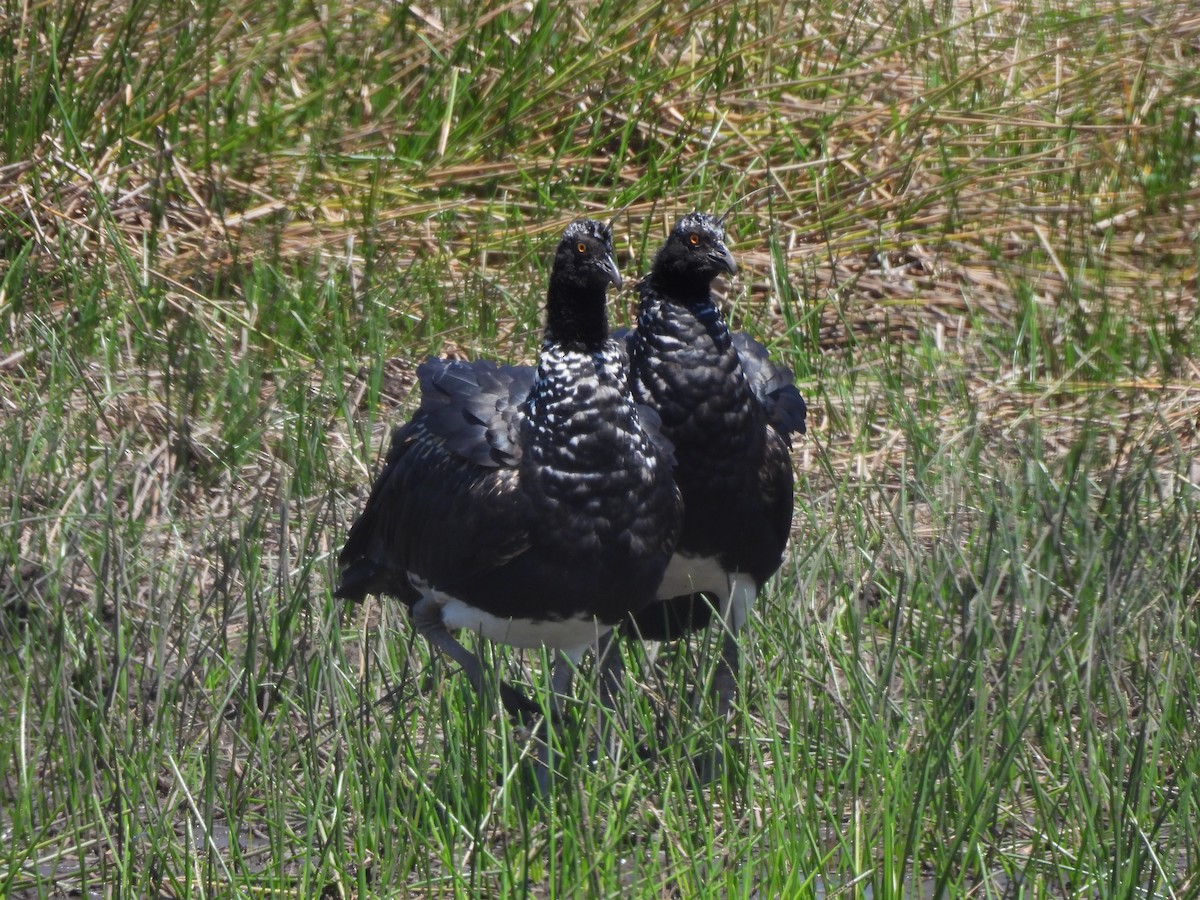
[335,219,683,731]
[622,212,806,718]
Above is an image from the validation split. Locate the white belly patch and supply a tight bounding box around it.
[410,575,603,661]
[656,553,731,599]
[655,555,760,633]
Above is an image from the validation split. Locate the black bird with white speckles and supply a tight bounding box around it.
[335,220,683,722]
[622,211,807,716]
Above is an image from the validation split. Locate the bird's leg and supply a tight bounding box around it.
[593,630,626,762]
[411,597,541,724]
[596,631,623,715]
[689,577,757,784]
[714,575,757,718]
[549,650,576,702]
[534,650,578,794]
[714,632,739,720]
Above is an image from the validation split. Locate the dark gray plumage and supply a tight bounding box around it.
[622,211,806,715]
[336,220,683,722]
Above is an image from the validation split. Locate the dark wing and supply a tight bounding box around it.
[414,357,536,467]
[730,332,807,440]
[335,421,533,603]
[760,426,797,553]
[335,357,537,603]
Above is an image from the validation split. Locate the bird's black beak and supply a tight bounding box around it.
[711,242,738,276]
[602,253,623,290]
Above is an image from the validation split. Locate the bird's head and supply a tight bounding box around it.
[554,219,623,293]
[648,212,738,297]
[545,219,622,349]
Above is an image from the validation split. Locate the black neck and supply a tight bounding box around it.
[544,277,609,351]
[646,270,718,310]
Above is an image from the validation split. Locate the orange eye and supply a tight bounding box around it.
[577,242,587,253]
[688,233,700,245]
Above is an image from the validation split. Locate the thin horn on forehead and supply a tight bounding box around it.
[718,185,774,225]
